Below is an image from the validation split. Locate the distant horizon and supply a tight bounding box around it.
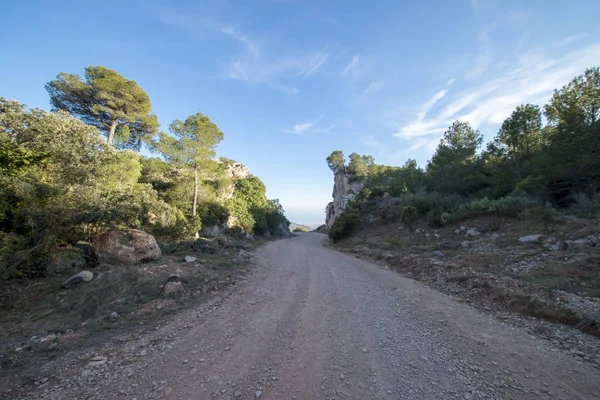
[2,0,599,225]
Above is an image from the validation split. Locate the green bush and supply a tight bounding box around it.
[399,190,464,217]
[264,199,289,234]
[426,207,447,227]
[329,212,361,242]
[251,207,269,235]
[445,196,538,223]
[569,193,600,219]
[519,204,559,230]
[198,202,228,227]
[400,206,419,231]
[225,197,255,232]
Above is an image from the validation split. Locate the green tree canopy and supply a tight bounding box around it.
[150,112,224,225]
[541,67,600,201]
[326,150,346,173]
[495,104,544,160]
[545,67,600,129]
[0,99,189,277]
[347,153,376,176]
[427,121,484,194]
[46,65,159,150]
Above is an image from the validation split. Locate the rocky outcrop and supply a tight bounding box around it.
[224,163,250,179]
[325,170,365,228]
[275,222,292,237]
[314,224,328,234]
[219,163,251,200]
[92,229,161,265]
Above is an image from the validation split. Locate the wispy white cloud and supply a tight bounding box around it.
[225,48,330,93]
[517,31,530,47]
[341,55,360,77]
[299,51,330,76]
[217,24,258,59]
[407,137,440,152]
[284,122,314,134]
[284,115,325,134]
[559,33,588,47]
[349,80,386,105]
[157,11,329,94]
[395,42,600,146]
[395,79,455,138]
[465,30,492,79]
[361,135,380,148]
[270,82,299,95]
[314,124,337,133]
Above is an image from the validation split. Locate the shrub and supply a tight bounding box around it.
[400,206,419,232]
[399,190,464,217]
[225,197,255,232]
[519,204,559,230]
[198,202,228,227]
[445,196,538,223]
[251,207,269,235]
[569,193,600,219]
[329,212,361,242]
[426,207,447,227]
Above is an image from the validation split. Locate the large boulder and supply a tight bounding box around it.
[92,229,161,265]
[275,222,292,237]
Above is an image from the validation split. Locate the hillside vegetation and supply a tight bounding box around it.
[327,67,600,241]
[0,66,289,280]
[0,66,292,374]
[326,67,600,338]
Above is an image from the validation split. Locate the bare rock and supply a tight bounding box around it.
[164,282,185,297]
[164,275,186,297]
[62,270,94,287]
[519,234,543,242]
[39,334,57,343]
[566,238,594,249]
[326,169,366,228]
[201,225,222,237]
[465,229,480,237]
[87,355,107,368]
[184,256,196,263]
[92,229,161,265]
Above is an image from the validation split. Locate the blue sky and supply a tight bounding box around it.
[1,0,599,226]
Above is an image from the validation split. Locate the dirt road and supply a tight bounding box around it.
[24,233,600,399]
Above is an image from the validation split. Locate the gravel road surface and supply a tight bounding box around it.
[21,233,600,399]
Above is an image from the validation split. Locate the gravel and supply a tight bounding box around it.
[4,233,600,399]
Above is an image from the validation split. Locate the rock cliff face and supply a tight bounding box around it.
[325,170,365,228]
[224,163,249,179]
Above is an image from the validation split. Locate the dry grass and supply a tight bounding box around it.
[337,215,600,338]
[0,234,267,375]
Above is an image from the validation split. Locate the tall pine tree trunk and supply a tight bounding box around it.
[107,120,118,145]
[192,164,199,239]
